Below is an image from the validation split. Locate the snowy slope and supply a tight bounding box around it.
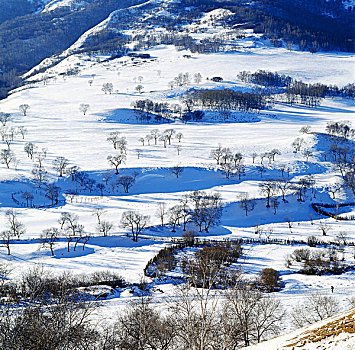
[42,0,95,12]
[242,308,355,350]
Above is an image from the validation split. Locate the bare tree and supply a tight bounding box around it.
[150,129,160,145]
[92,208,106,225]
[107,154,126,174]
[24,142,35,159]
[107,131,121,149]
[276,179,292,201]
[0,149,15,168]
[19,104,30,116]
[40,227,59,256]
[259,181,276,207]
[32,165,48,188]
[102,82,114,94]
[79,103,90,116]
[59,212,84,252]
[318,221,331,236]
[0,113,11,126]
[21,191,34,207]
[238,192,255,216]
[97,221,114,237]
[5,209,25,239]
[53,156,69,177]
[135,85,143,94]
[0,230,13,255]
[176,132,183,143]
[121,211,149,242]
[210,145,224,165]
[168,205,183,232]
[164,129,176,145]
[155,203,167,227]
[292,137,304,153]
[291,292,339,328]
[194,72,202,84]
[117,175,135,193]
[45,184,60,206]
[223,285,283,347]
[171,165,184,178]
[17,126,27,139]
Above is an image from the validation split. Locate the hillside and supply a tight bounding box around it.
[243,308,355,349]
[0,1,354,348]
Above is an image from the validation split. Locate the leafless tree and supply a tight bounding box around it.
[53,156,69,177]
[32,165,48,188]
[92,208,106,225]
[291,292,339,328]
[150,129,160,145]
[45,184,60,205]
[5,209,25,239]
[159,134,168,148]
[210,145,224,165]
[17,126,27,139]
[79,103,90,115]
[292,137,304,153]
[145,134,153,145]
[24,142,35,159]
[107,154,126,174]
[194,72,202,84]
[34,148,47,168]
[19,104,30,116]
[238,192,255,216]
[135,85,143,94]
[300,125,311,134]
[168,205,183,232]
[102,82,114,94]
[121,211,149,242]
[175,145,182,155]
[190,190,223,232]
[107,131,121,149]
[0,230,13,255]
[0,149,15,168]
[171,165,184,178]
[164,129,176,145]
[97,221,114,237]
[327,182,342,199]
[176,132,183,143]
[155,203,167,227]
[117,175,135,193]
[223,285,284,346]
[259,181,276,207]
[117,137,127,154]
[318,221,331,236]
[21,191,34,207]
[40,227,59,256]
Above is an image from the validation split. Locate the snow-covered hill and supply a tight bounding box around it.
[42,0,96,12]
[243,308,355,349]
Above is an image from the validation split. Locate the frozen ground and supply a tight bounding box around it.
[0,35,354,336]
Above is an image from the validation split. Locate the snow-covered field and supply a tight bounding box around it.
[0,38,354,336]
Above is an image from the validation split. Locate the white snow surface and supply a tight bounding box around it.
[0,35,354,338]
[42,0,94,12]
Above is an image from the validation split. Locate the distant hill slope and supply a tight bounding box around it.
[243,308,355,350]
[0,0,353,99]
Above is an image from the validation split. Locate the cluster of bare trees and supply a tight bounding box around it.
[155,190,223,234]
[167,72,202,89]
[131,99,180,123]
[138,128,183,150]
[0,209,26,255]
[325,121,355,195]
[186,88,270,115]
[0,111,29,169]
[210,145,246,179]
